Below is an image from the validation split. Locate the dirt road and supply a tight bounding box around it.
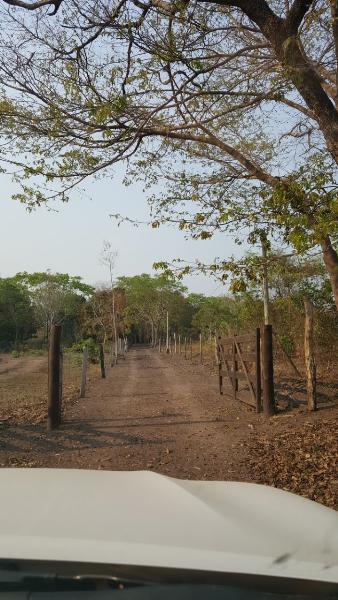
[0,346,253,479]
[0,345,337,508]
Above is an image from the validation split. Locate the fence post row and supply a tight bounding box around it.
[47,324,62,431]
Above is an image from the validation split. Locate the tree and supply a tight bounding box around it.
[80,286,126,346]
[100,241,119,363]
[0,277,36,348]
[14,271,94,338]
[0,1,337,304]
[117,274,190,342]
[191,296,235,335]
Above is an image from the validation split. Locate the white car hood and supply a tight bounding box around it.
[0,469,337,583]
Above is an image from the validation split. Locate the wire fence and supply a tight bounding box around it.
[0,334,128,429]
[156,333,217,371]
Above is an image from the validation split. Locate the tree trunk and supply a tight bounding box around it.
[235,3,338,165]
[320,236,338,311]
[112,291,118,364]
[304,298,317,412]
[261,239,270,325]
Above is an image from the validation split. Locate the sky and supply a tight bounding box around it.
[0,165,246,295]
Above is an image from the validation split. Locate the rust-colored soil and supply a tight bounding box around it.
[0,346,337,508]
[0,353,46,378]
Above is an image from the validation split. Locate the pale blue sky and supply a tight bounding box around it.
[0,165,245,294]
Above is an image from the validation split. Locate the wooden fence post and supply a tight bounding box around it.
[178,334,181,354]
[190,337,193,360]
[99,343,106,379]
[184,337,187,358]
[262,324,275,416]
[217,336,223,395]
[199,333,203,364]
[214,335,218,367]
[80,346,88,398]
[47,324,62,431]
[109,341,114,367]
[304,298,317,411]
[232,337,238,401]
[122,337,126,360]
[174,333,177,354]
[59,349,63,426]
[166,311,169,353]
[255,328,262,413]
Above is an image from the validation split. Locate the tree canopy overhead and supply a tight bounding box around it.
[0,0,337,305]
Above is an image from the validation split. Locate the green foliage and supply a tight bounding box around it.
[0,278,36,349]
[0,271,94,350]
[65,338,98,362]
[117,274,192,340]
[278,335,295,356]
[191,296,235,334]
[28,349,45,357]
[14,271,94,336]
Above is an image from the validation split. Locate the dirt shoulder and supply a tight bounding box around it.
[0,353,46,378]
[0,346,337,509]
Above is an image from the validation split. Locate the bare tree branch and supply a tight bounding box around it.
[286,0,315,33]
[2,0,63,14]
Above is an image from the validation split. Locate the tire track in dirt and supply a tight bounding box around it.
[0,346,252,480]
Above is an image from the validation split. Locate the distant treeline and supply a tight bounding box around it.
[1,256,337,369]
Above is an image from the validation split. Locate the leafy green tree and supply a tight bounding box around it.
[13,271,94,340]
[0,278,36,349]
[0,1,337,305]
[191,296,235,336]
[117,274,191,342]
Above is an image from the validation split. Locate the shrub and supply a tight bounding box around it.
[64,338,98,362]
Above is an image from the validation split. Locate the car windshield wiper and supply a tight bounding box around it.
[0,568,146,593]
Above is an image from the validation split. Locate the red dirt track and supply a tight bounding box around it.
[0,345,337,508]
